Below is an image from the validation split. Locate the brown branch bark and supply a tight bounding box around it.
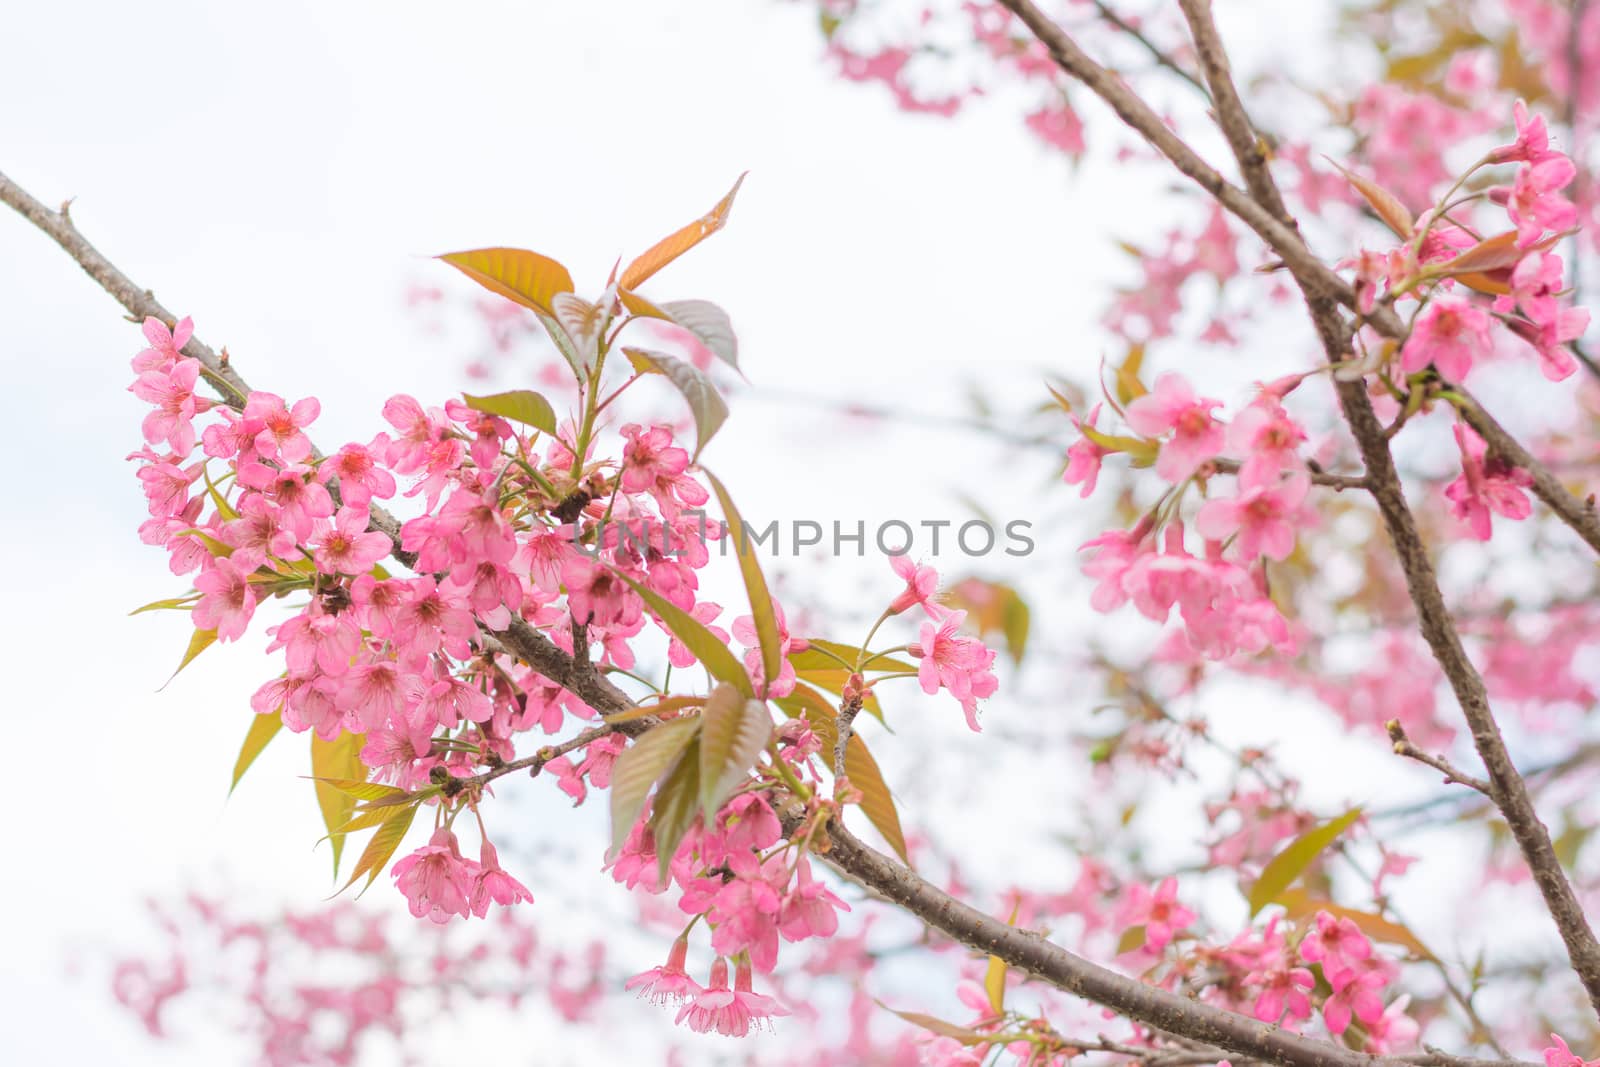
[1164,0,1600,1020]
[991,0,1600,561]
[0,169,1556,1067]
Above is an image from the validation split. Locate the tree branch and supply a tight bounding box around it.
[5,165,1542,1067]
[991,1,1600,561]
[1155,0,1600,1020]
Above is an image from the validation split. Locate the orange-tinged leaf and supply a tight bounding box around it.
[1248,808,1362,916]
[796,668,883,719]
[1113,344,1148,405]
[1326,158,1414,238]
[618,288,672,320]
[775,685,908,863]
[230,712,283,795]
[437,247,575,315]
[620,174,747,290]
[463,390,557,435]
[880,1005,990,1044]
[698,684,773,817]
[312,732,367,879]
[705,471,782,692]
[1274,889,1434,959]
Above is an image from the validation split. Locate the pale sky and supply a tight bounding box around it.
[0,1,1500,1063]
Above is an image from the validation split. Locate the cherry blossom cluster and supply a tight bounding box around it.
[123,305,1003,1038]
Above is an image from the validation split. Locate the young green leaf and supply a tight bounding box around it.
[608,715,702,857]
[660,299,739,370]
[697,685,773,818]
[1116,924,1148,954]
[620,173,747,291]
[551,292,607,372]
[462,390,558,436]
[533,309,590,382]
[229,712,283,795]
[311,731,368,879]
[704,470,782,693]
[621,348,727,458]
[613,572,753,697]
[129,594,201,616]
[1248,808,1363,916]
[308,777,409,802]
[437,247,575,315]
[339,803,420,895]
[160,628,218,690]
[649,744,703,882]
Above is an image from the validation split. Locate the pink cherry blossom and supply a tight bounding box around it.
[1196,474,1310,561]
[1444,424,1533,541]
[243,391,321,463]
[130,358,203,455]
[469,840,533,917]
[321,435,397,509]
[191,556,257,641]
[390,828,476,924]
[910,609,999,732]
[625,937,701,1005]
[888,554,941,617]
[1116,877,1195,952]
[131,315,194,373]
[1399,299,1493,382]
[1546,1035,1600,1067]
[674,958,788,1036]
[1125,373,1226,482]
[1507,156,1578,247]
[312,507,392,575]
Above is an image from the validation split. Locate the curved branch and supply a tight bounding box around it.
[990,1,1600,561]
[1163,0,1600,1020]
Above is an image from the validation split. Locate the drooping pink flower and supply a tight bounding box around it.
[778,857,850,942]
[562,556,642,630]
[1399,299,1494,382]
[674,958,789,1036]
[390,827,476,924]
[625,937,701,1005]
[1196,474,1310,561]
[1444,424,1533,541]
[1125,373,1226,482]
[469,840,533,917]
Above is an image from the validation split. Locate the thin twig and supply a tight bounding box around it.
[1385,720,1492,795]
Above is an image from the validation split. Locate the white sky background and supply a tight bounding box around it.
[0,0,1534,1062]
